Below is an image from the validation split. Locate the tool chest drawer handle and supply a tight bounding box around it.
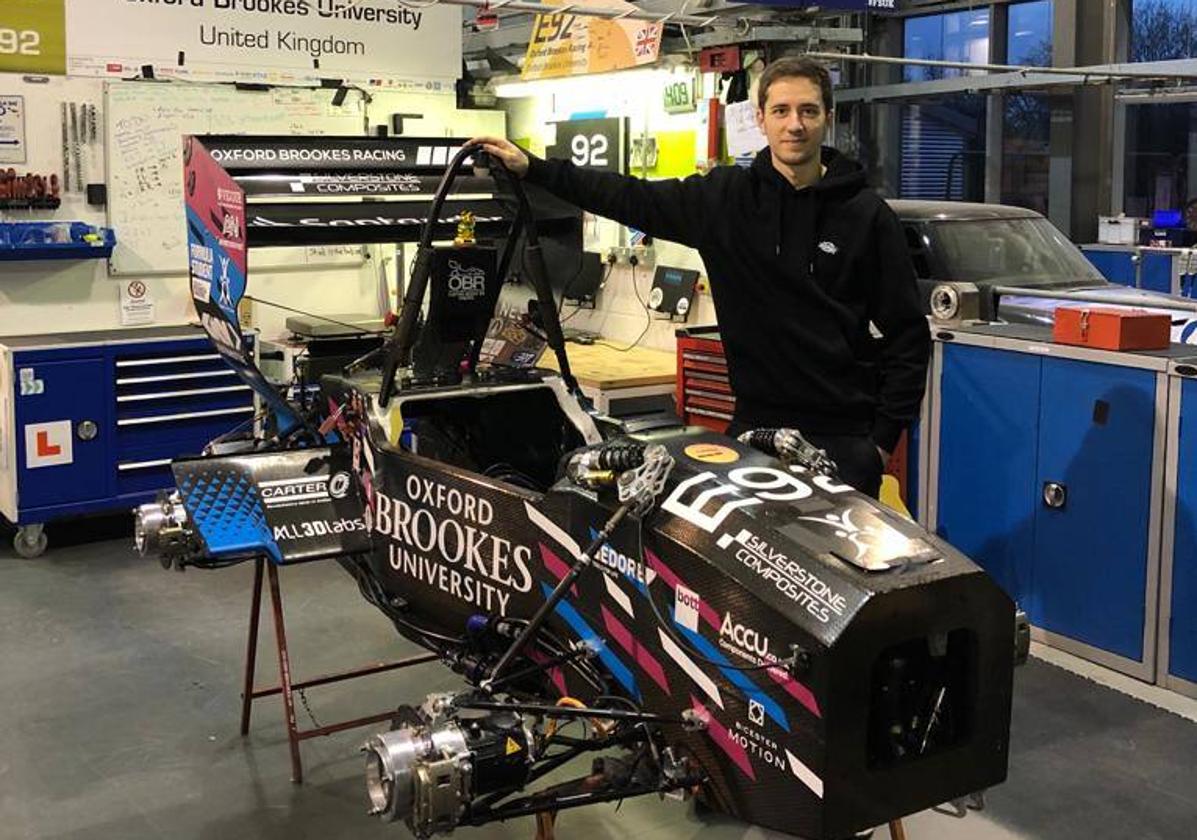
[117,406,255,427]
[117,370,239,385]
[116,385,251,403]
[115,353,223,368]
[118,458,173,472]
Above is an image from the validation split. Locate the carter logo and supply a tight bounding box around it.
[818,241,838,255]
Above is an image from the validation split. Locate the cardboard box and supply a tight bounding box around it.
[1053,306,1171,351]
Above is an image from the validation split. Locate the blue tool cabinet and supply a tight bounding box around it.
[925,324,1171,680]
[1081,244,1197,295]
[0,326,255,557]
[1159,362,1197,699]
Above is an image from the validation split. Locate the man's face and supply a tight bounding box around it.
[756,76,829,168]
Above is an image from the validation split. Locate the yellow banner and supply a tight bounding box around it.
[0,0,67,75]
[522,0,662,81]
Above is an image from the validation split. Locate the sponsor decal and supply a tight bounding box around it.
[817,240,838,255]
[328,471,351,499]
[250,212,505,229]
[747,698,765,727]
[273,516,367,542]
[446,259,486,302]
[375,474,533,615]
[731,719,787,773]
[211,146,409,165]
[683,442,739,464]
[720,529,847,625]
[720,612,770,660]
[24,420,73,469]
[662,465,852,534]
[674,584,701,632]
[259,474,336,509]
[18,368,44,397]
[587,527,652,585]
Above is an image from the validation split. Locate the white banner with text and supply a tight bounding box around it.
[65,0,461,90]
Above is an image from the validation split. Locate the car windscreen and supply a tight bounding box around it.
[925,217,1106,287]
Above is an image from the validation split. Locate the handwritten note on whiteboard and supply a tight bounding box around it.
[104,82,365,276]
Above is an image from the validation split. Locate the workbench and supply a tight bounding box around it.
[539,342,677,416]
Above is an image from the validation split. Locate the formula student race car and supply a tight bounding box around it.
[135,135,1026,840]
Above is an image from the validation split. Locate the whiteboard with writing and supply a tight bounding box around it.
[105,82,365,276]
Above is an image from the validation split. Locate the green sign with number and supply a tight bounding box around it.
[0,0,66,75]
[663,74,696,114]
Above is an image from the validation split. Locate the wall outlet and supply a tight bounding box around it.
[631,243,655,268]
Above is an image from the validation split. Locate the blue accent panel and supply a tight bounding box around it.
[669,609,790,733]
[1033,358,1155,661]
[1081,247,1137,286]
[936,344,1041,619]
[568,110,607,120]
[179,470,281,564]
[540,583,640,701]
[1169,379,1197,682]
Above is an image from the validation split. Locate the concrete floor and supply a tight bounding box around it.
[3,518,1197,840]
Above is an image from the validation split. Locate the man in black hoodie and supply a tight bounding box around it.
[473,57,929,498]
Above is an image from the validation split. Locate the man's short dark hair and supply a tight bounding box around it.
[757,57,834,114]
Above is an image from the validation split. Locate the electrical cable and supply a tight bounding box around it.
[597,262,653,352]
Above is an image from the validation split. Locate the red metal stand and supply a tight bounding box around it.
[239,557,439,783]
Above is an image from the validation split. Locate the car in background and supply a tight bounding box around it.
[890,200,1197,343]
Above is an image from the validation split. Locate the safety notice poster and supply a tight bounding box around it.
[0,96,26,164]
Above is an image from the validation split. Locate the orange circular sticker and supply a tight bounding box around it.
[684,443,740,464]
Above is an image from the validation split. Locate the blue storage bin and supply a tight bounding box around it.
[0,222,116,261]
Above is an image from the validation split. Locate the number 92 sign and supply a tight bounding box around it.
[547,117,626,174]
[0,0,66,75]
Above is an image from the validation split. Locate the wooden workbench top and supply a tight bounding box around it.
[540,342,676,389]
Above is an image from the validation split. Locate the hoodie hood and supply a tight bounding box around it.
[751,145,868,196]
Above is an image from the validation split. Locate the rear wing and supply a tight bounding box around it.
[182,135,582,436]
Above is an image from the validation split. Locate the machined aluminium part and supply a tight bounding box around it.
[364,708,533,837]
[929,282,983,324]
[134,491,192,564]
[738,428,838,476]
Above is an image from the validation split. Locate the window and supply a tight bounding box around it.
[899,96,988,202]
[1124,102,1197,219]
[1008,0,1053,67]
[1131,0,1197,62]
[924,218,1105,288]
[903,9,991,82]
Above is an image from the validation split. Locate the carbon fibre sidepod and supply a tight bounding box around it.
[569,429,1014,839]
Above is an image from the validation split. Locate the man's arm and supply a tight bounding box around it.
[868,205,932,457]
[472,135,710,249]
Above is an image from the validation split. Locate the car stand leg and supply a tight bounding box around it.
[534,810,557,840]
[240,556,441,784]
[265,560,304,783]
[240,557,266,736]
